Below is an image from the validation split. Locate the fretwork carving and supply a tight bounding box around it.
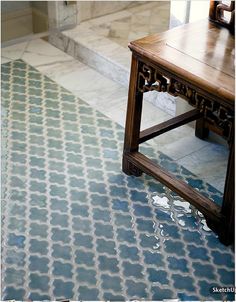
[137,61,234,142]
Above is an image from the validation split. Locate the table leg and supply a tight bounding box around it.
[195,117,209,139]
[123,55,144,176]
[219,129,235,245]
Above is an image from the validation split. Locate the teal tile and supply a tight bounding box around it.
[45,91,58,99]
[143,251,164,266]
[167,257,189,273]
[48,149,64,160]
[76,267,97,285]
[136,218,155,233]
[95,223,114,239]
[10,189,27,203]
[187,245,210,261]
[149,269,168,285]
[75,249,95,266]
[50,198,68,212]
[69,177,85,188]
[86,157,102,168]
[81,125,96,135]
[98,255,119,273]
[3,287,25,300]
[72,217,91,233]
[12,141,26,152]
[74,233,93,249]
[96,238,116,255]
[50,185,67,198]
[61,93,76,103]
[101,274,122,292]
[89,182,107,194]
[6,250,26,266]
[64,122,78,132]
[93,208,111,222]
[30,223,48,238]
[51,228,70,243]
[30,207,47,222]
[63,112,77,121]
[45,99,58,108]
[29,146,45,157]
[12,121,26,131]
[173,274,195,292]
[123,262,143,278]
[52,244,72,260]
[193,262,216,279]
[53,261,73,278]
[29,273,49,291]
[11,165,26,176]
[9,204,26,216]
[48,138,63,149]
[46,118,60,128]
[66,153,83,164]
[8,233,25,248]
[164,240,185,256]
[49,160,65,172]
[65,132,80,142]
[5,268,25,286]
[119,245,140,261]
[29,96,42,106]
[78,286,99,300]
[125,280,147,298]
[151,286,174,300]
[29,125,43,134]
[29,239,48,255]
[84,146,100,156]
[30,180,46,193]
[29,255,49,273]
[91,194,109,208]
[71,203,89,217]
[62,102,76,112]
[47,128,61,137]
[67,164,84,176]
[117,228,136,244]
[12,102,26,111]
[65,142,81,153]
[28,293,51,301]
[114,213,133,228]
[30,193,47,208]
[70,190,87,203]
[51,212,69,228]
[30,168,46,180]
[29,106,42,114]
[8,218,26,232]
[30,156,45,168]
[49,172,65,185]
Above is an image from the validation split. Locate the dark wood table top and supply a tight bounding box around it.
[129,19,235,106]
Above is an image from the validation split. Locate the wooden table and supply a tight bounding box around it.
[122,20,235,245]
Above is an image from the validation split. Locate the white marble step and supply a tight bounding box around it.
[49,4,177,116]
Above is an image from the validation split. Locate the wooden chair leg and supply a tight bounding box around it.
[218,131,235,245]
[123,55,143,176]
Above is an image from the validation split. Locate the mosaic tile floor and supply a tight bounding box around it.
[1,60,235,301]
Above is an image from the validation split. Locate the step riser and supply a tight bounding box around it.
[49,30,176,116]
[49,31,129,87]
